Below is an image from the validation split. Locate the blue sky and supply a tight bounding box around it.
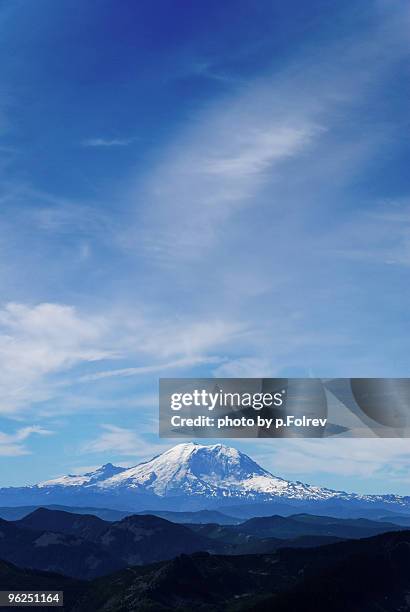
[1,0,410,494]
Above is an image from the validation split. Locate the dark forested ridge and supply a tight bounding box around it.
[0,507,409,611]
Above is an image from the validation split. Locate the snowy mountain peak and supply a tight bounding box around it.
[39,462,127,488]
[38,442,331,501]
[97,442,303,499]
[155,442,266,478]
[5,442,410,513]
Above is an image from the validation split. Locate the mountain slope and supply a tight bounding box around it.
[2,529,409,611]
[0,559,84,609]
[94,514,221,564]
[136,509,241,524]
[16,508,108,540]
[14,508,359,559]
[0,517,123,579]
[70,530,410,612]
[251,530,410,612]
[0,504,132,522]
[12,508,224,564]
[235,513,403,539]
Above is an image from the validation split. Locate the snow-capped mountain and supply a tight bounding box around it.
[38,442,335,501]
[1,442,409,515]
[39,463,127,488]
[87,443,336,501]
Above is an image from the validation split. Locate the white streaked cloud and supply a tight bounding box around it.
[0,425,53,456]
[82,424,170,458]
[81,137,134,147]
[331,199,410,267]
[0,301,246,415]
[202,125,319,178]
[212,357,276,378]
[124,2,410,270]
[79,355,224,382]
[0,302,115,414]
[82,424,141,455]
[133,112,322,263]
[251,438,410,484]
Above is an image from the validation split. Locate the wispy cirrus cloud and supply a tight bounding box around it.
[0,302,115,414]
[331,199,410,267]
[252,438,410,487]
[82,424,170,458]
[81,137,134,147]
[0,425,53,456]
[0,301,246,415]
[212,357,275,378]
[133,112,321,263]
[82,424,141,455]
[128,4,410,267]
[79,355,224,382]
